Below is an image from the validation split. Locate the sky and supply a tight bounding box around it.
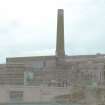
[0,0,105,63]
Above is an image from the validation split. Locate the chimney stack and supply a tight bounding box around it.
[56,9,65,57]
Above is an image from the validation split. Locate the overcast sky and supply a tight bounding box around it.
[0,0,105,63]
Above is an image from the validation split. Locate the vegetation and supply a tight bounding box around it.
[54,80,105,105]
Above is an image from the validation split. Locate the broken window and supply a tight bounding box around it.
[24,71,34,85]
[10,91,23,102]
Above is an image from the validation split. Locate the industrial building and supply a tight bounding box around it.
[0,9,104,103]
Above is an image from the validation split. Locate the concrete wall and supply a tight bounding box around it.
[0,85,70,103]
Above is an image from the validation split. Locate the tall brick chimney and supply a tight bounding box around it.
[56,9,65,57]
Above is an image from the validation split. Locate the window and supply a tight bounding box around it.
[24,71,34,85]
[32,61,44,69]
[100,71,102,80]
[10,91,23,102]
[103,71,105,80]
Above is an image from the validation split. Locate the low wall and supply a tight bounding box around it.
[0,85,70,103]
